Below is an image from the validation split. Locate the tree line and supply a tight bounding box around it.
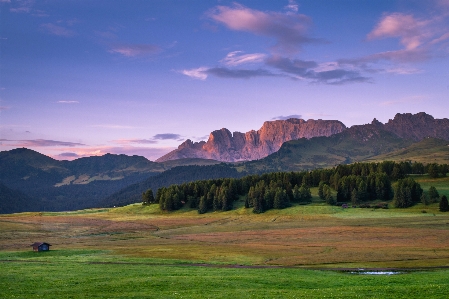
[142,161,448,213]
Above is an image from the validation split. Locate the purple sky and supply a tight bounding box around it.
[1,0,449,161]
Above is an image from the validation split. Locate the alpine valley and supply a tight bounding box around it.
[1,112,448,213]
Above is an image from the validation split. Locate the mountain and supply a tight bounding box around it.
[381,112,449,141]
[0,148,226,212]
[239,122,414,173]
[156,118,346,162]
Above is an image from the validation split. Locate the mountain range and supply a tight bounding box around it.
[1,112,448,213]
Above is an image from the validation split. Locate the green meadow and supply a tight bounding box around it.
[1,175,449,298]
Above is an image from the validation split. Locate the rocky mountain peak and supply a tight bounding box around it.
[156,118,347,162]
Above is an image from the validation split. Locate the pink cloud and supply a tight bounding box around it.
[207,3,317,54]
[109,44,161,57]
[367,13,429,50]
[50,145,175,161]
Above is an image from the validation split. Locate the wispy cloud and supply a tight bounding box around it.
[40,23,76,37]
[109,44,161,57]
[221,51,266,66]
[112,139,158,145]
[10,0,33,13]
[1,139,85,147]
[57,100,79,104]
[152,133,183,140]
[272,114,302,120]
[206,67,277,79]
[181,67,209,80]
[206,2,319,55]
[0,106,9,111]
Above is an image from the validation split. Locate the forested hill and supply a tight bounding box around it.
[99,164,245,208]
[0,183,38,214]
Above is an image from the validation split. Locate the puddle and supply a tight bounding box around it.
[350,271,402,275]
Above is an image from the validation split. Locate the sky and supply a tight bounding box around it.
[1,0,449,161]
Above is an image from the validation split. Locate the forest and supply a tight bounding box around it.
[142,161,449,214]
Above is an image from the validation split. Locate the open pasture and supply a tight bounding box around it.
[1,175,449,297]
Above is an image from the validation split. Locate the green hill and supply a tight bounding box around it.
[365,138,449,164]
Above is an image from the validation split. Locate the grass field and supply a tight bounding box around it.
[1,175,449,298]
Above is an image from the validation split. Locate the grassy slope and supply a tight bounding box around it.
[365,138,449,164]
[2,175,449,298]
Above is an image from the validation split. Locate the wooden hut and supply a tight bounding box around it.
[31,242,51,252]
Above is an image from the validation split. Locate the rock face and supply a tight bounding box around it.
[156,118,347,162]
[382,112,449,141]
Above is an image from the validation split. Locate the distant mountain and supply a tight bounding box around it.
[0,148,227,213]
[381,112,449,141]
[156,118,346,162]
[156,112,449,163]
[239,122,414,173]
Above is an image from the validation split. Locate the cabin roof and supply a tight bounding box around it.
[30,242,51,247]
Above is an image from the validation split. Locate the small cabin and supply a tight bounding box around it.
[31,242,51,252]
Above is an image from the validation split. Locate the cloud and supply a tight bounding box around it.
[57,100,79,104]
[266,56,370,84]
[113,139,158,145]
[1,139,85,147]
[221,51,267,66]
[272,114,302,120]
[40,23,76,37]
[0,106,9,111]
[10,0,33,13]
[50,145,175,162]
[109,44,161,57]
[285,0,299,13]
[206,67,277,79]
[181,67,209,80]
[57,152,79,158]
[152,133,183,140]
[367,13,428,50]
[206,3,319,54]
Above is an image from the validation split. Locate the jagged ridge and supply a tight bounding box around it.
[157,118,347,162]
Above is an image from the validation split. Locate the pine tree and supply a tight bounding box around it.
[198,196,208,214]
[428,186,439,203]
[440,195,449,212]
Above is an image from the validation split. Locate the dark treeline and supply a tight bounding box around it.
[146,161,448,214]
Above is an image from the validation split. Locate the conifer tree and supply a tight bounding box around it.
[440,195,449,212]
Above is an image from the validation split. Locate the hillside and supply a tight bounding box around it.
[99,164,245,208]
[0,149,213,212]
[365,138,449,164]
